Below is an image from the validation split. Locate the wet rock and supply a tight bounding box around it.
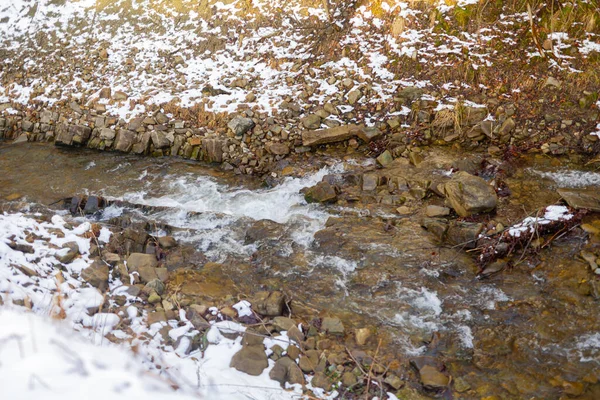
[81,260,109,291]
[304,182,337,204]
[321,317,344,334]
[230,345,268,376]
[157,236,177,249]
[443,172,497,217]
[83,196,101,214]
[228,116,255,136]
[425,205,450,217]
[362,174,378,191]
[301,114,322,129]
[558,188,600,212]
[127,253,158,270]
[384,374,404,390]
[355,327,371,345]
[269,356,305,386]
[203,138,225,163]
[302,125,359,146]
[446,221,483,249]
[418,365,449,390]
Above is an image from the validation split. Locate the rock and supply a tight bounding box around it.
[376,150,393,167]
[252,291,285,316]
[148,292,161,304]
[151,131,170,149]
[384,374,404,390]
[299,350,321,373]
[147,311,167,325]
[127,253,158,270]
[302,124,359,146]
[362,174,378,191]
[304,182,337,203]
[100,128,116,140]
[342,372,358,387]
[446,221,483,249]
[443,172,497,217]
[272,317,296,332]
[558,188,600,212]
[355,327,371,345]
[425,205,450,217]
[544,76,562,89]
[269,357,305,386]
[321,317,344,334]
[287,325,305,343]
[347,89,362,105]
[114,130,136,152]
[58,242,79,264]
[228,116,255,136]
[138,267,168,283]
[398,86,424,104]
[356,126,382,143]
[230,345,268,376]
[418,365,449,390]
[81,260,109,291]
[203,138,225,163]
[311,372,332,390]
[242,330,265,347]
[186,307,208,329]
[14,133,28,143]
[496,117,515,136]
[143,278,165,295]
[301,114,322,130]
[454,377,471,393]
[157,236,177,249]
[267,142,290,155]
[112,91,128,101]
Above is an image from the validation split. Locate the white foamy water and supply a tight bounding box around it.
[101,165,343,260]
[530,169,600,188]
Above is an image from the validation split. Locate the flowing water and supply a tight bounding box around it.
[1,142,599,398]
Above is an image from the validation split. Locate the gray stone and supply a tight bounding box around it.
[143,278,165,295]
[301,114,322,130]
[304,182,337,204]
[114,129,136,152]
[21,120,34,132]
[13,134,28,143]
[362,174,378,191]
[70,125,92,145]
[55,123,73,146]
[228,116,255,136]
[230,345,268,376]
[443,172,497,217]
[100,128,115,140]
[81,260,109,291]
[151,131,170,149]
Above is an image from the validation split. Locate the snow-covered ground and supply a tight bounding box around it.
[0,211,302,399]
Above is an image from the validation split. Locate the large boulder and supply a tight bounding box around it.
[443,172,497,217]
[114,129,136,152]
[230,345,268,376]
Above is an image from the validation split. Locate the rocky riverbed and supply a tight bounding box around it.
[1,140,600,399]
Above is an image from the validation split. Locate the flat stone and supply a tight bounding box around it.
[376,150,393,167]
[321,317,344,334]
[419,365,449,389]
[272,317,296,332]
[127,253,158,270]
[230,345,268,376]
[425,205,450,217]
[362,174,378,191]
[304,182,337,203]
[558,188,600,212]
[147,311,167,325]
[302,124,359,146]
